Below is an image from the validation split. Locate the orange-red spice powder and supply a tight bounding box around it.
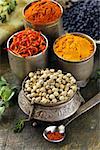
[24,0,62,25]
[47,131,64,140]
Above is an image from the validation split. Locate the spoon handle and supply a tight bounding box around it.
[65,92,100,127]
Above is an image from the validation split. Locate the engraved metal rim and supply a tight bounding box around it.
[18,90,81,122]
[7,30,48,58]
[53,32,96,63]
[22,75,79,107]
[23,0,63,26]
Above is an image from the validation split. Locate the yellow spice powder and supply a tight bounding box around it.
[54,34,94,61]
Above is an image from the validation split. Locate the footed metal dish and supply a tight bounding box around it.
[18,89,84,122]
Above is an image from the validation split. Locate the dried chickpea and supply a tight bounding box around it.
[27,87,31,92]
[54,91,59,97]
[29,72,34,78]
[59,96,65,101]
[52,99,57,103]
[67,89,74,97]
[49,94,55,99]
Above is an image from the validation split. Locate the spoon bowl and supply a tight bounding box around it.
[43,93,100,143]
[43,125,65,143]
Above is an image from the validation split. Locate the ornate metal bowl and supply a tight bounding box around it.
[18,88,84,122]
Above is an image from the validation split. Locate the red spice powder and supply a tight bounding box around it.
[24,0,62,25]
[47,131,64,141]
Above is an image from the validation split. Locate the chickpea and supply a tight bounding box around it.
[63,75,66,79]
[36,71,41,75]
[61,91,66,97]
[65,86,69,92]
[67,89,74,97]
[29,72,34,78]
[46,94,49,99]
[49,94,55,99]
[71,85,77,92]
[41,98,48,104]
[45,85,49,89]
[26,80,30,84]
[36,83,41,88]
[62,79,66,85]
[39,92,42,97]
[66,83,71,88]
[40,87,45,92]
[30,93,35,97]
[27,87,31,92]
[57,70,62,74]
[65,77,70,82]
[66,73,72,77]
[59,96,65,101]
[25,84,29,88]
[33,85,37,91]
[38,79,44,85]
[36,89,40,93]
[42,92,46,97]
[52,99,57,103]
[50,69,55,73]
[54,91,59,97]
[55,83,59,88]
[70,77,76,84]
[60,84,65,89]
[58,74,63,78]
[48,89,52,94]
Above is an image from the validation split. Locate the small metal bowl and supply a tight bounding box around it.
[53,32,96,87]
[23,0,64,41]
[7,30,48,81]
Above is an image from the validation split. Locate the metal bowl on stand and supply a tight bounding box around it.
[18,76,84,122]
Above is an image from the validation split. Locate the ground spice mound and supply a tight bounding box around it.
[24,0,62,25]
[47,131,64,140]
[54,34,94,62]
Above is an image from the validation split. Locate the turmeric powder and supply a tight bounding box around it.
[24,0,62,25]
[54,34,94,61]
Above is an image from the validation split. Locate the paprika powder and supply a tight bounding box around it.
[47,131,64,141]
[24,0,62,25]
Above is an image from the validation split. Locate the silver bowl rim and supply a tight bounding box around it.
[53,32,97,63]
[23,0,63,26]
[22,73,79,108]
[7,30,48,58]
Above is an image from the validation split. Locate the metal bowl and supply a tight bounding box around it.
[23,0,64,41]
[7,31,48,81]
[18,74,84,122]
[53,32,96,87]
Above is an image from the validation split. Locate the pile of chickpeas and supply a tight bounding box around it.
[24,69,77,105]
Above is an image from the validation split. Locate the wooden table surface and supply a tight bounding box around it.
[0,46,100,150]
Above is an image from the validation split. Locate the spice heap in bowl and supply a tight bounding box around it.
[23,68,77,105]
[54,33,94,62]
[53,33,96,87]
[9,28,47,57]
[24,0,62,25]
[23,0,63,40]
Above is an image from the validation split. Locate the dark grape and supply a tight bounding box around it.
[63,0,100,40]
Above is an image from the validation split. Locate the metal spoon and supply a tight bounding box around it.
[43,92,100,143]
